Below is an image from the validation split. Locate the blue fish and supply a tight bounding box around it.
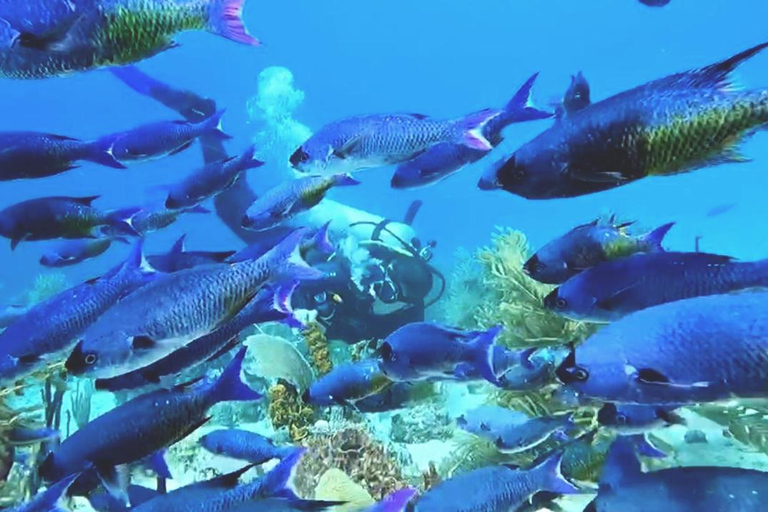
[147,235,235,273]
[544,251,768,322]
[8,473,79,512]
[0,242,153,385]
[379,323,506,385]
[412,454,578,511]
[40,237,128,268]
[524,218,673,285]
[0,131,124,181]
[200,429,295,465]
[303,359,392,406]
[41,348,261,504]
[389,74,552,189]
[104,110,230,163]
[94,284,301,391]
[556,291,768,405]
[164,146,264,210]
[7,426,60,446]
[365,489,417,512]
[596,404,685,434]
[0,304,29,328]
[88,485,160,512]
[0,196,140,249]
[458,407,573,454]
[130,205,211,236]
[228,223,334,263]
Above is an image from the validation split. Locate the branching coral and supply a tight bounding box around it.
[69,379,94,431]
[295,425,409,500]
[303,323,333,377]
[268,380,315,442]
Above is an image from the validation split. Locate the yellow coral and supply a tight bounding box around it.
[303,323,333,377]
[268,382,315,442]
[314,468,376,511]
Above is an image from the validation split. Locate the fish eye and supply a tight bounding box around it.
[513,168,526,181]
[616,414,628,425]
[556,298,568,310]
[84,353,98,365]
[572,367,589,382]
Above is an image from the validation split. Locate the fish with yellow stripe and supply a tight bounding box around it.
[479,41,768,199]
[0,0,259,79]
[241,174,360,231]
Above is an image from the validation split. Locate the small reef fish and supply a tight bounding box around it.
[40,237,127,268]
[0,0,260,79]
[67,230,322,379]
[585,436,768,511]
[0,196,139,250]
[365,489,418,512]
[130,205,210,236]
[597,404,685,434]
[242,174,359,231]
[147,235,235,273]
[165,146,264,210]
[411,454,578,511]
[41,348,260,504]
[458,408,574,454]
[544,251,768,322]
[303,358,393,406]
[200,429,296,465]
[94,285,300,391]
[556,291,768,405]
[524,218,674,285]
[379,323,506,385]
[390,74,552,189]
[103,110,230,163]
[290,110,503,176]
[480,42,768,199]
[0,242,153,385]
[8,473,78,512]
[0,131,124,180]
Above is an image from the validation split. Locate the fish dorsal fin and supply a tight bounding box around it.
[695,41,768,91]
[72,195,101,206]
[599,436,642,491]
[594,282,642,311]
[48,133,80,142]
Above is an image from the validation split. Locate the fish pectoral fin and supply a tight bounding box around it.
[594,283,642,311]
[17,354,41,366]
[334,135,365,159]
[16,13,89,54]
[570,169,629,183]
[10,234,28,251]
[96,464,131,507]
[130,335,157,351]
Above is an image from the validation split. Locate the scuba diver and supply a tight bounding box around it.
[110,66,445,343]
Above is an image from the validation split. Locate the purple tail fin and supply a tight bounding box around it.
[501,73,554,124]
[367,488,418,512]
[533,452,580,495]
[641,222,675,251]
[261,447,307,496]
[106,207,142,237]
[208,0,261,46]
[268,229,326,282]
[454,110,500,151]
[471,325,504,386]
[211,347,262,403]
[200,110,232,140]
[84,139,127,169]
[311,222,335,255]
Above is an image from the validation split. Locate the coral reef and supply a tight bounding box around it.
[303,323,333,377]
[295,424,409,500]
[390,405,453,444]
[314,468,375,511]
[244,333,314,392]
[268,380,315,442]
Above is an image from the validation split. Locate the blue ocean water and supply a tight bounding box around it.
[4,0,768,510]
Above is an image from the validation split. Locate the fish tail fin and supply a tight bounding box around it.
[534,452,580,495]
[120,239,155,277]
[472,325,504,386]
[261,447,306,496]
[106,207,142,237]
[201,109,232,140]
[237,145,265,171]
[501,72,553,123]
[269,229,326,282]
[312,222,335,255]
[273,281,304,329]
[207,0,261,46]
[374,489,418,512]
[331,173,362,187]
[453,110,500,151]
[83,138,126,170]
[211,347,262,403]
[44,473,79,512]
[641,222,675,251]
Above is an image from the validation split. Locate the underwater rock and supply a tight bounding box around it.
[244,334,314,392]
[314,468,376,511]
[685,429,708,444]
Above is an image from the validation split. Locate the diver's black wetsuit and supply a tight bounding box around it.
[111,66,437,342]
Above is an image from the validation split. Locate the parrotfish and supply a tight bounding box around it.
[40,237,127,268]
[0,196,139,249]
[556,291,768,405]
[165,146,264,210]
[524,218,674,284]
[200,429,296,465]
[365,489,418,512]
[242,174,359,232]
[544,251,768,322]
[379,323,506,385]
[290,110,503,176]
[389,74,552,189]
[480,42,768,198]
[0,242,154,385]
[147,235,235,273]
[0,0,260,79]
[130,205,210,236]
[103,110,230,163]
[66,229,322,379]
[0,131,125,180]
[585,436,768,511]
[303,359,393,406]
[411,454,578,511]
[40,348,260,504]
[458,408,574,454]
